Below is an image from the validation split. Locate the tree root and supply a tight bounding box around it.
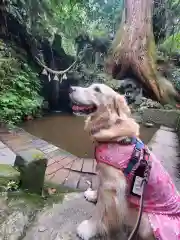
[106,0,178,104]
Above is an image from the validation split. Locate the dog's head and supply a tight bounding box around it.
[69,83,139,140]
[69,83,130,118]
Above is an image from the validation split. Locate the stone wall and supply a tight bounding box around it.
[141,109,180,128]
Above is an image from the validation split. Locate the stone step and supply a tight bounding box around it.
[23,193,129,240]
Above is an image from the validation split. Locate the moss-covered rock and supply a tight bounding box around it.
[14,149,47,195]
[0,177,74,240]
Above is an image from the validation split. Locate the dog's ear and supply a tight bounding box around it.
[113,95,131,119]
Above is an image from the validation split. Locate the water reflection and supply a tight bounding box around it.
[21,114,159,158]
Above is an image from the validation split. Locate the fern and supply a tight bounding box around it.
[0,41,43,124]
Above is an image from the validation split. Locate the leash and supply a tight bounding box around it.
[127,152,151,240]
[124,139,152,240]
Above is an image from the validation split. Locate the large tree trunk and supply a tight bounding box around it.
[107,0,177,103]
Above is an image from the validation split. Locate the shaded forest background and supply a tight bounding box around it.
[0,0,180,124]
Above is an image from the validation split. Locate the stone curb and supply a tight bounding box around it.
[141,109,180,128]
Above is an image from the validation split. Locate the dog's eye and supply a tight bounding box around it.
[94,86,101,93]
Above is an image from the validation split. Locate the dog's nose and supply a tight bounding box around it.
[69,87,76,94]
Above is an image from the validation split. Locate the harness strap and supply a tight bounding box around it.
[123,138,144,176]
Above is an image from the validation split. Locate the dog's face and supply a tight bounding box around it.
[69,83,129,116]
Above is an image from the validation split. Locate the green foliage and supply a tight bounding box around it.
[85,0,123,36]
[2,0,179,121]
[61,36,76,56]
[0,41,43,125]
[4,0,124,55]
[160,33,180,54]
[4,0,180,53]
[171,68,180,92]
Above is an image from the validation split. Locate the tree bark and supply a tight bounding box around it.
[107,0,177,103]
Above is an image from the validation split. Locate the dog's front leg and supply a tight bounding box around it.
[84,189,98,203]
[77,187,126,240]
[77,165,127,240]
[77,189,107,240]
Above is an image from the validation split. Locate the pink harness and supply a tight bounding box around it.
[95,142,180,240]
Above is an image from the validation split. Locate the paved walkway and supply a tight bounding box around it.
[0,125,179,192]
[0,126,97,190]
[23,126,180,240]
[0,125,180,240]
[149,126,180,191]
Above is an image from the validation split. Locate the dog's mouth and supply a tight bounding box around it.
[71,101,97,115]
[72,104,97,115]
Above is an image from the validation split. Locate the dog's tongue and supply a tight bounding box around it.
[72,105,92,111]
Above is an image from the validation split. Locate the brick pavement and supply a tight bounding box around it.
[22,126,180,240]
[0,125,179,192]
[0,126,97,190]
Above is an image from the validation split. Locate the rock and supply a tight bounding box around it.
[0,141,16,167]
[0,141,19,191]
[0,211,29,240]
[0,164,18,178]
[134,97,162,111]
[137,106,148,113]
[23,193,130,240]
[140,98,162,109]
[132,113,143,124]
[42,101,49,110]
[116,78,143,104]
[134,91,143,105]
[38,226,47,232]
[14,149,47,194]
[142,109,180,128]
[0,196,9,224]
[164,104,174,110]
[144,122,154,128]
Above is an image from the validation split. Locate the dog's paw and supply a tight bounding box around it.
[84,189,97,203]
[77,220,97,240]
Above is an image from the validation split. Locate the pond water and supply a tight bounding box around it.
[22,114,159,158]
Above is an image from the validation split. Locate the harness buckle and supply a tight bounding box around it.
[123,139,143,176]
[132,147,141,160]
[130,148,151,197]
[141,149,151,184]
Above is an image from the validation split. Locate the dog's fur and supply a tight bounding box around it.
[70,83,155,240]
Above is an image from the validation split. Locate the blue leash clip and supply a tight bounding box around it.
[123,138,144,176]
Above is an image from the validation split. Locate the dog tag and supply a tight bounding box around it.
[130,160,147,197]
[132,176,143,196]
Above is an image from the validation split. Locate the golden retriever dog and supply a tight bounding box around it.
[69,83,180,240]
